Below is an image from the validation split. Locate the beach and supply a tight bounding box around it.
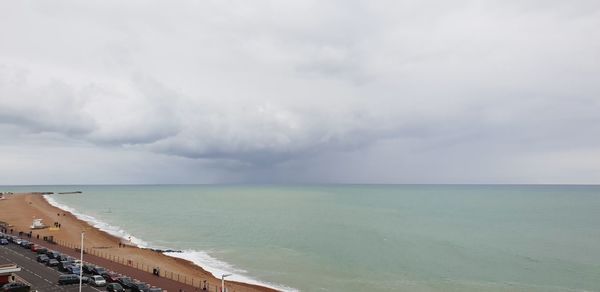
[0,192,276,292]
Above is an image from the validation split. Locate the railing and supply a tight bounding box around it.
[55,238,214,290]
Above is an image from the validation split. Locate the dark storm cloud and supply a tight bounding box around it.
[0,0,599,183]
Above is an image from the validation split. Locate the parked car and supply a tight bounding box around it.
[129,282,150,292]
[46,259,60,267]
[106,283,125,292]
[30,245,41,252]
[19,240,29,248]
[102,272,121,283]
[58,261,73,272]
[46,251,61,259]
[88,275,106,286]
[57,274,88,285]
[36,254,49,263]
[91,266,107,276]
[0,239,8,245]
[147,288,163,292]
[116,276,134,289]
[0,282,31,292]
[56,254,71,261]
[82,263,95,274]
[36,247,48,254]
[58,274,78,285]
[14,239,22,245]
[67,265,82,275]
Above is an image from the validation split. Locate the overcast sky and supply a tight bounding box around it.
[1,0,599,184]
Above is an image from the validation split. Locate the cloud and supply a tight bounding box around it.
[0,0,599,183]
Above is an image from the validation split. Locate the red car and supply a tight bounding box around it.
[103,272,121,283]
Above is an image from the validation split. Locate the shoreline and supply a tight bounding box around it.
[0,193,279,292]
[42,194,294,291]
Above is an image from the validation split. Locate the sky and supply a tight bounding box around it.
[1,0,599,184]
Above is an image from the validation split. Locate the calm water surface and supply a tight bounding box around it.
[3,185,600,291]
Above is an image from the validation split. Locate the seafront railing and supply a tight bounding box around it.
[55,238,212,289]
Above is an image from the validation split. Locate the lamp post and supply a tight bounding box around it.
[79,231,84,292]
[221,273,232,292]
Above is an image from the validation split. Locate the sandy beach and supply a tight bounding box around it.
[0,193,277,292]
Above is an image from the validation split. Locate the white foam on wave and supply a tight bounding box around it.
[42,195,296,292]
[43,195,149,247]
[164,250,298,292]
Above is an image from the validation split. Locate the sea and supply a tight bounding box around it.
[2,185,599,292]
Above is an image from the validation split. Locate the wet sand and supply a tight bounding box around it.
[0,193,277,292]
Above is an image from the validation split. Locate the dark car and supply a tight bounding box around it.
[46,259,60,267]
[36,254,49,263]
[116,277,134,289]
[46,251,61,259]
[19,240,29,248]
[58,274,78,285]
[58,274,88,285]
[91,266,107,276]
[148,288,163,292]
[67,265,82,275]
[0,239,8,245]
[82,263,95,274]
[58,261,73,271]
[106,283,125,292]
[129,282,150,292]
[36,247,48,254]
[0,282,31,292]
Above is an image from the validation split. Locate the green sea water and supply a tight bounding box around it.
[3,185,600,291]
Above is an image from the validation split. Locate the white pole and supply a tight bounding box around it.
[79,231,84,292]
[221,274,231,292]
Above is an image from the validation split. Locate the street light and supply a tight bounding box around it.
[79,231,84,292]
[221,273,232,292]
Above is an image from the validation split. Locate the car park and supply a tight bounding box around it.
[106,283,125,292]
[88,275,106,286]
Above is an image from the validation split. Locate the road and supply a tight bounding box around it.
[0,244,102,292]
